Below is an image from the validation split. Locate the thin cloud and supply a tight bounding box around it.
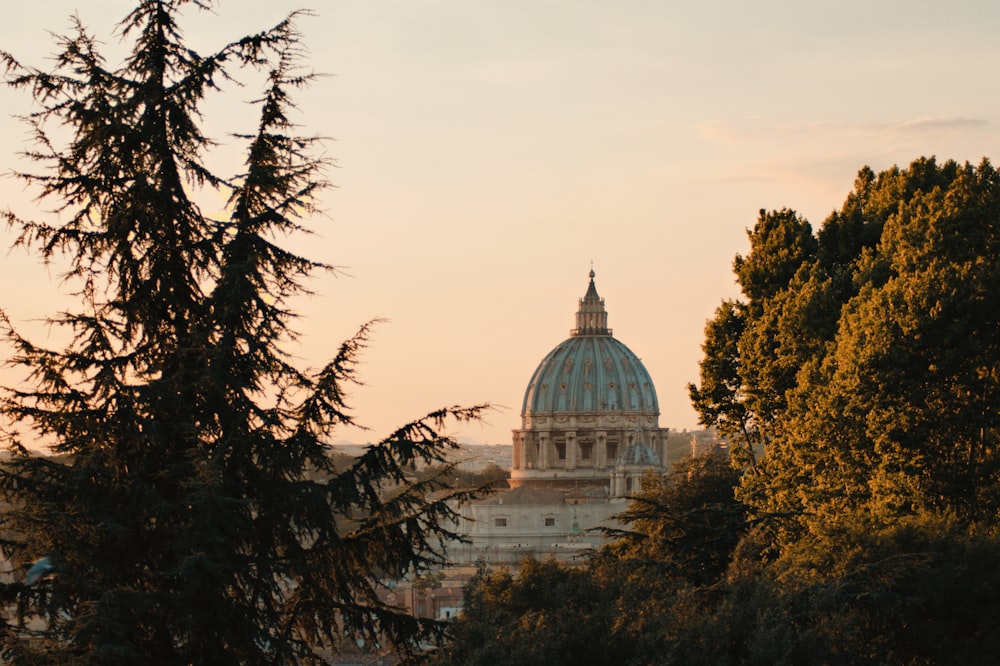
[698,116,991,145]
[885,116,989,132]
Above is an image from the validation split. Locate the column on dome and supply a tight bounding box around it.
[537,432,550,470]
[650,431,663,468]
[595,431,607,469]
[523,431,537,469]
[566,431,577,469]
[577,433,594,467]
[512,432,523,471]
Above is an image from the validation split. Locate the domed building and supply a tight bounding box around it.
[511,270,668,496]
[445,271,670,565]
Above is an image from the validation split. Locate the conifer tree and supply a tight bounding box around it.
[0,2,481,663]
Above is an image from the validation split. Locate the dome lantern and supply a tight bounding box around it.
[571,269,611,336]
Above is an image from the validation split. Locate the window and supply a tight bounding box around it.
[494,517,508,527]
[544,517,556,527]
[555,441,566,460]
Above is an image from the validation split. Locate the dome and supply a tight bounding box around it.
[617,440,661,466]
[510,270,669,495]
[521,336,659,416]
[521,271,659,418]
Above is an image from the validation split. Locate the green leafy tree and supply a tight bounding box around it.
[599,453,746,588]
[694,156,1000,535]
[769,159,1000,527]
[690,209,818,471]
[592,453,747,666]
[0,2,482,663]
[434,456,748,666]
[688,301,760,470]
[416,462,510,490]
[431,559,619,666]
[706,514,1000,665]
[733,208,818,308]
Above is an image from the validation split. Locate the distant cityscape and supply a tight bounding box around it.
[334,427,720,475]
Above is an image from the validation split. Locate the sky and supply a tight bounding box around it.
[1,1,999,447]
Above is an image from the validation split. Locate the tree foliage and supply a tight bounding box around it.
[415,462,510,491]
[598,453,746,588]
[441,157,1000,665]
[0,2,483,663]
[430,559,619,666]
[691,156,1000,531]
[688,302,760,469]
[434,454,747,666]
[703,514,1000,665]
[592,453,747,665]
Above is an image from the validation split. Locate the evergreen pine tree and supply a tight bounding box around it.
[0,2,482,663]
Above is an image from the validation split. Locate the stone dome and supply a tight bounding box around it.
[617,440,661,466]
[521,337,658,416]
[509,270,668,495]
[521,271,659,419]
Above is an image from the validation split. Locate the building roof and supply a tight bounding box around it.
[474,485,576,506]
[617,439,661,467]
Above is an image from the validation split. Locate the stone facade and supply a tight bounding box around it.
[447,271,670,566]
[445,485,615,565]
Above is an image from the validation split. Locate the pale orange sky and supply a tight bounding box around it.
[2,1,999,446]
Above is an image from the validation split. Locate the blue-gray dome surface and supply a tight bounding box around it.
[521,335,659,416]
[617,441,661,466]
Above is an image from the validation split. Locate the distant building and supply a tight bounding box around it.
[378,567,476,622]
[451,443,512,472]
[690,428,727,458]
[447,484,610,564]
[449,270,669,564]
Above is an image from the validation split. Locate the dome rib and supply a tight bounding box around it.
[521,335,659,417]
